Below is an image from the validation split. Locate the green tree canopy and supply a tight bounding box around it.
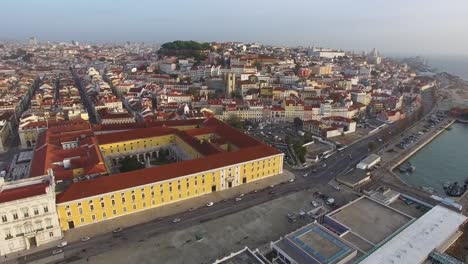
[226,114,243,129]
[120,156,145,172]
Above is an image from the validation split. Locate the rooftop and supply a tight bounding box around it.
[273,223,357,264]
[327,196,413,247]
[360,205,467,264]
[0,182,49,203]
[214,247,267,264]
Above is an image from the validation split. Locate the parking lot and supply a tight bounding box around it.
[5,151,32,181]
[70,181,358,264]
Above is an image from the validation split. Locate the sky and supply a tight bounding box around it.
[2,0,468,56]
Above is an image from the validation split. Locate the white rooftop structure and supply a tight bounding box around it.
[360,205,467,264]
[356,154,381,170]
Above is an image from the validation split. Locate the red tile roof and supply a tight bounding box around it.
[95,126,176,145]
[56,144,280,203]
[0,182,49,203]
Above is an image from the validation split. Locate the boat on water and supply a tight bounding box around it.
[443,181,451,189]
[398,162,416,173]
[445,181,467,197]
[422,186,435,194]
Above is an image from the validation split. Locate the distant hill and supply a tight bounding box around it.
[158,40,210,61]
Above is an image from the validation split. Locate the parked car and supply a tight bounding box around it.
[172,218,181,223]
[52,249,63,255]
[311,200,320,207]
[57,241,67,248]
[188,207,197,212]
[235,197,242,202]
[206,202,214,207]
[80,237,90,242]
[113,227,123,233]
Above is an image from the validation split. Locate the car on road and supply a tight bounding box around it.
[288,177,295,182]
[57,241,68,248]
[269,184,275,188]
[235,197,242,202]
[268,190,276,195]
[206,202,214,207]
[238,193,245,197]
[172,218,181,223]
[322,164,327,168]
[326,198,335,205]
[311,200,320,207]
[80,236,91,242]
[52,249,63,255]
[303,173,308,177]
[188,207,197,212]
[113,227,123,233]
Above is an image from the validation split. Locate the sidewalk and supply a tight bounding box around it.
[63,171,294,242]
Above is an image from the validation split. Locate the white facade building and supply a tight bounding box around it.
[0,173,62,256]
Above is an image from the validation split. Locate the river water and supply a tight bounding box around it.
[397,122,468,196]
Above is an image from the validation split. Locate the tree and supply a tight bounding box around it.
[226,114,243,129]
[367,142,377,151]
[22,53,34,62]
[254,61,262,70]
[293,117,303,128]
[230,89,243,100]
[304,131,313,142]
[120,156,145,172]
[188,87,200,97]
[293,142,307,164]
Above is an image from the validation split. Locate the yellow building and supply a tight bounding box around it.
[55,118,284,231]
[311,66,332,76]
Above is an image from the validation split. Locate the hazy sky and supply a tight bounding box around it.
[2,0,468,56]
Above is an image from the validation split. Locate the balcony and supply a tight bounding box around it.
[16,233,24,237]
[5,234,13,240]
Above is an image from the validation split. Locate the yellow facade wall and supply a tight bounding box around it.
[56,154,283,231]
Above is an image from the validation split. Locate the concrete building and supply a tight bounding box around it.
[356,154,381,170]
[271,222,357,264]
[360,205,467,264]
[225,73,236,97]
[0,112,14,152]
[311,66,332,76]
[214,247,268,264]
[0,173,62,256]
[323,196,414,255]
[336,169,371,189]
[350,92,370,106]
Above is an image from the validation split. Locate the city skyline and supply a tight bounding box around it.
[2,0,468,56]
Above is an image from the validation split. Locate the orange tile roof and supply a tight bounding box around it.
[0,182,49,203]
[56,144,280,203]
[95,126,176,145]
